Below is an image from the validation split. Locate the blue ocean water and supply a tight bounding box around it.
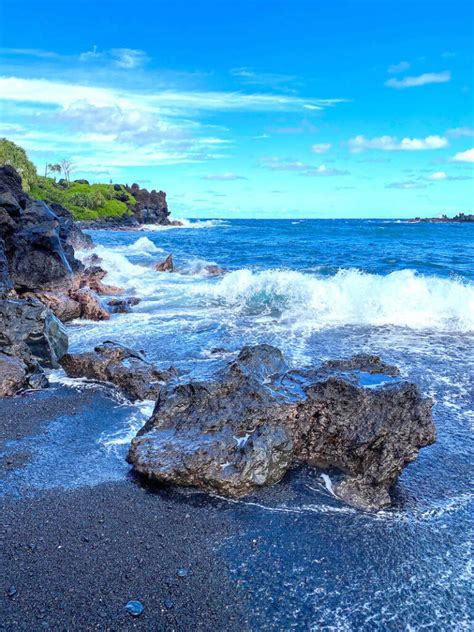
[4,218,473,629]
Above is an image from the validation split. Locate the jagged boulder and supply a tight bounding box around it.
[0,298,68,368]
[0,166,88,293]
[127,345,436,510]
[60,341,177,401]
[155,254,173,272]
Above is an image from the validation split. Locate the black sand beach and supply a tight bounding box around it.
[0,387,251,631]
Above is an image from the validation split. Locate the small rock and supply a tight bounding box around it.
[125,600,144,617]
[7,585,17,597]
[155,254,174,272]
[164,598,174,609]
[177,568,188,578]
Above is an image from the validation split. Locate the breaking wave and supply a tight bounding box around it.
[206,268,474,332]
[141,218,228,231]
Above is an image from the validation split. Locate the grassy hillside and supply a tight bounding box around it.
[30,177,136,221]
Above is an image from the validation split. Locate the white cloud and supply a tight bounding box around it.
[311,143,331,154]
[385,71,451,89]
[79,46,149,68]
[203,173,247,180]
[348,134,448,152]
[447,127,474,138]
[388,61,410,74]
[386,181,428,190]
[111,48,149,69]
[451,148,474,163]
[259,157,348,176]
[427,171,447,180]
[0,47,60,59]
[0,76,344,113]
[304,164,349,177]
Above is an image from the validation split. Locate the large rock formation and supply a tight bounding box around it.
[60,341,177,401]
[127,345,436,510]
[125,183,171,225]
[0,166,117,324]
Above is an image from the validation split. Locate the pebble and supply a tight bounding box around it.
[177,568,188,577]
[7,585,17,598]
[125,600,144,617]
[164,598,174,609]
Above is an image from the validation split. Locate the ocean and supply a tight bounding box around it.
[7,218,474,629]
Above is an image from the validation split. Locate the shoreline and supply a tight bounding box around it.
[0,384,250,630]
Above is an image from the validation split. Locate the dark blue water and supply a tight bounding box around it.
[2,219,473,629]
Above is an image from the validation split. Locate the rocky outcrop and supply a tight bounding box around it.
[0,166,90,293]
[155,255,174,272]
[107,297,141,313]
[0,166,121,325]
[0,296,67,396]
[127,345,436,510]
[60,341,177,401]
[125,183,170,225]
[0,298,68,368]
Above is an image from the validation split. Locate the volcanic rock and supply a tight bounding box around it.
[69,289,110,321]
[107,297,141,313]
[204,265,226,276]
[155,255,174,272]
[0,298,68,368]
[128,345,436,510]
[60,341,177,401]
[0,353,28,397]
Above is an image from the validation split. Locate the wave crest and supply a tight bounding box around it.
[208,268,474,331]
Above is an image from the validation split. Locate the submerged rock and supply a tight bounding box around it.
[204,265,226,276]
[155,254,173,272]
[128,345,436,510]
[60,341,176,400]
[107,297,141,313]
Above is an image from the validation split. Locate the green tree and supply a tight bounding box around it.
[0,138,37,191]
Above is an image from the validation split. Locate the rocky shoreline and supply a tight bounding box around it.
[409,212,474,223]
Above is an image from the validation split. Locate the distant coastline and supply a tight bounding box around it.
[409,212,474,223]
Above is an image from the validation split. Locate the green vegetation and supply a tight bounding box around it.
[0,139,137,220]
[30,177,135,220]
[0,138,37,191]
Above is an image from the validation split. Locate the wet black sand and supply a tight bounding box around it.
[0,388,251,631]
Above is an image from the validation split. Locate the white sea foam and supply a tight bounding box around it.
[141,218,227,231]
[116,236,164,255]
[205,268,474,332]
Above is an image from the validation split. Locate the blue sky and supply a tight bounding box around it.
[0,0,473,218]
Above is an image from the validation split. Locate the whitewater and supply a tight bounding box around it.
[64,218,473,629]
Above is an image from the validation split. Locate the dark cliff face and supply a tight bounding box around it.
[125,183,170,225]
[0,166,90,294]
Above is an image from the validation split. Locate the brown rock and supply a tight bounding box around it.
[128,345,436,511]
[60,341,176,400]
[0,353,27,397]
[70,289,110,321]
[155,255,173,272]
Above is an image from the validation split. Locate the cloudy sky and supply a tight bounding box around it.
[0,0,473,218]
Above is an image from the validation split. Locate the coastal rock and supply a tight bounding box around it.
[0,166,86,293]
[125,183,170,225]
[60,341,177,400]
[204,265,226,276]
[128,345,436,510]
[155,255,174,272]
[0,298,68,368]
[107,297,141,313]
[0,353,27,397]
[79,265,124,296]
[69,289,110,321]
